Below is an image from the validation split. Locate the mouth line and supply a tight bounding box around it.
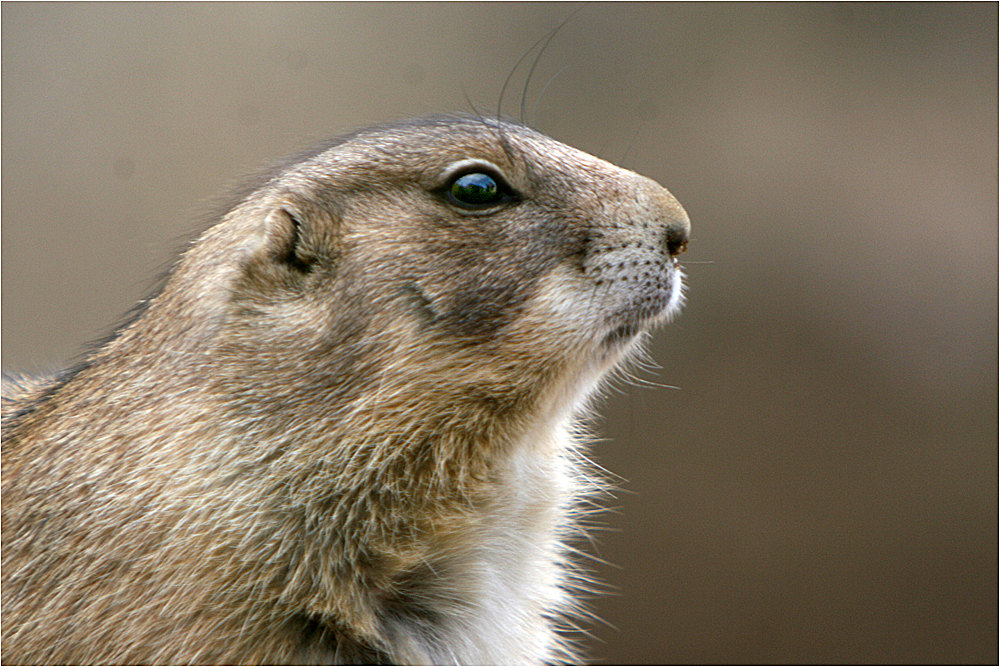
[598,286,679,349]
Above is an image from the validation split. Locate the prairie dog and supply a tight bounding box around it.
[1,115,690,664]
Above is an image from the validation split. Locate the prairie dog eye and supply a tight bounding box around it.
[450,173,501,206]
[441,164,517,210]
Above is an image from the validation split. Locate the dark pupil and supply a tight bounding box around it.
[451,172,499,205]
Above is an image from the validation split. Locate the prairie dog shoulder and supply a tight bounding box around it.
[1,115,690,665]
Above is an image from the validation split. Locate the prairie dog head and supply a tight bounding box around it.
[150,115,689,442]
[1,115,689,666]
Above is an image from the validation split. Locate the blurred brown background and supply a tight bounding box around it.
[2,2,996,663]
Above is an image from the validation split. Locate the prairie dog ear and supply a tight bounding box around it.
[262,206,316,273]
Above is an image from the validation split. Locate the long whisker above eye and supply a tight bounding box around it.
[619,123,645,169]
[519,6,586,125]
[497,31,549,124]
[497,5,585,125]
[531,65,571,129]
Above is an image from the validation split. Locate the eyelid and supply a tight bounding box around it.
[438,158,509,186]
[434,158,521,213]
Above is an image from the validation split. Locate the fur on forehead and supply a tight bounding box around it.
[273,115,563,188]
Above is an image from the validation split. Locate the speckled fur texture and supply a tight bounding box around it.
[2,115,690,665]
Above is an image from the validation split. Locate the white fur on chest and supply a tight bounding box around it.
[386,420,582,665]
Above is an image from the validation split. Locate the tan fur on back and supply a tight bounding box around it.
[2,116,689,665]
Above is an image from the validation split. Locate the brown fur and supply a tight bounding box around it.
[2,115,689,664]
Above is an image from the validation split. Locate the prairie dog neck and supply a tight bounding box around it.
[1,115,690,665]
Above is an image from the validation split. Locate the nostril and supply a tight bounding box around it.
[664,224,689,258]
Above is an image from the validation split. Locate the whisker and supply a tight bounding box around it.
[520,6,586,124]
[531,65,571,128]
[497,27,552,122]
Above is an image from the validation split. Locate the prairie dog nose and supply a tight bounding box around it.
[643,177,690,258]
[664,214,690,258]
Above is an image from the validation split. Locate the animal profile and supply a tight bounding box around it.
[2,113,689,664]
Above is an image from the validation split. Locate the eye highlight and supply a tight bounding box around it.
[450,172,501,207]
[439,163,517,210]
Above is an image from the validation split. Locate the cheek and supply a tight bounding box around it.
[514,267,602,340]
[344,200,585,342]
[419,257,547,340]
[406,237,570,341]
